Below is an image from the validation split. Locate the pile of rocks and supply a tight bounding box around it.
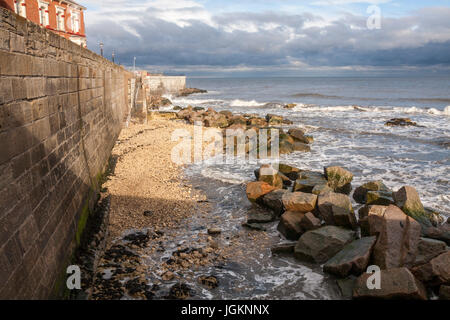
[245,163,449,300]
[385,118,418,127]
[177,88,208,97]
[174,106,314,155]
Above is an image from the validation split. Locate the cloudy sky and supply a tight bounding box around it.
[83,0,450,76]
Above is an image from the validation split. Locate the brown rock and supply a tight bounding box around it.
[368,205,421,269]
[277,211,305,241]
[299,212,322,231]
[294,226,356,263]
[282,192,317,213]
[324,166,353,193]
[258,164,283,189]
[317,192,356,229]
[323,236,377,278]
[353,180,391,204]
[411,251,450,286]
[246,181,277,204]
[414,238,447,266]
[358,205,387,237]
[271,244,295,254]
[353,268,427,300]
[393,186,434,229]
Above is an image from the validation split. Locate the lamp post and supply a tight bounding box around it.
[99,42,104,57]
[112,50,115,63]
[133,57,136,73]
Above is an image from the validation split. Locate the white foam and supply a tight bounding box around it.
[230,99,265,107]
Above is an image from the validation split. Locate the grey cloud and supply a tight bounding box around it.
[85,6,450,72]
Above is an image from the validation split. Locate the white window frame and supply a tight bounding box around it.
[38,1,50,27]
[71,11,80,33]
[55,6,65,31]
[14,0,27,18]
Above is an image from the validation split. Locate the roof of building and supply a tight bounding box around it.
[59,0,86,10]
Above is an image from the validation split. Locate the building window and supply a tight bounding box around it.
[14,0,26,18]
[56,7,65,31]
[38,1,49,27]
[71,11,80,33]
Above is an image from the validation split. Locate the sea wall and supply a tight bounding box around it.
[0,7,133,299]
[145,75,186,94]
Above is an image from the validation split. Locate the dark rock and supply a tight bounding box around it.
[385,118,418,127]
[177,88,207,97]
[353,180,391,204]
[366,190,395,206]
[358,205,385,237]
[207,228,222,235]
[262,189,288,216]
[353,268,427,300]
[294,226,356,263]
[143,211,153,217]
[368,205,421,269]
[166,283,193,300]
[247,207,276,224]
[293,141,311,152]
[414,238,447,266]
[278,211,305,241]
[336,276,357,299]
[242,222,267,231]
[423,224,450,246]
[198,276,219,289]
[293,171,328,193]
[299,212,322,231]
[271,244,296,254]
[323,236,377,278]
[317,192,356,229]
[411,251,450,286]
[123,232,150,248]
[282,192,317,213]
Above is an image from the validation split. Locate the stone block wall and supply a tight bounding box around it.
[0,8,133,299]
[145,75,186,94]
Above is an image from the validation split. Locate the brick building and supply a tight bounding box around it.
[0,0,86,47]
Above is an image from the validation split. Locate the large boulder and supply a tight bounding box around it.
[353,268,427,300]
[324,166,353,194]
[393,186,434,229]
[288,128,313,145]
[411,251,450,286]
[282,192,318,213]
[414,238,447,266]
[258,165,283,189]
[317,192,357,229]
[353,181,391,204]
[246,182,277,204]
[358,205,388,237]
[368,205,421,269]
[423,224,450,246]
[323,236,377,278]
[278,164,301,181]
[247,206,277,224]
[293,171,328,193]
[385,118,418,127]
[262,189,288,216]
[294,226,356,263]
[299,212,322,231]
[278,211,306,241]
[366,190,395,206]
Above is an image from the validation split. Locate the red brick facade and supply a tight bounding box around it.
[0,0,86,47]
